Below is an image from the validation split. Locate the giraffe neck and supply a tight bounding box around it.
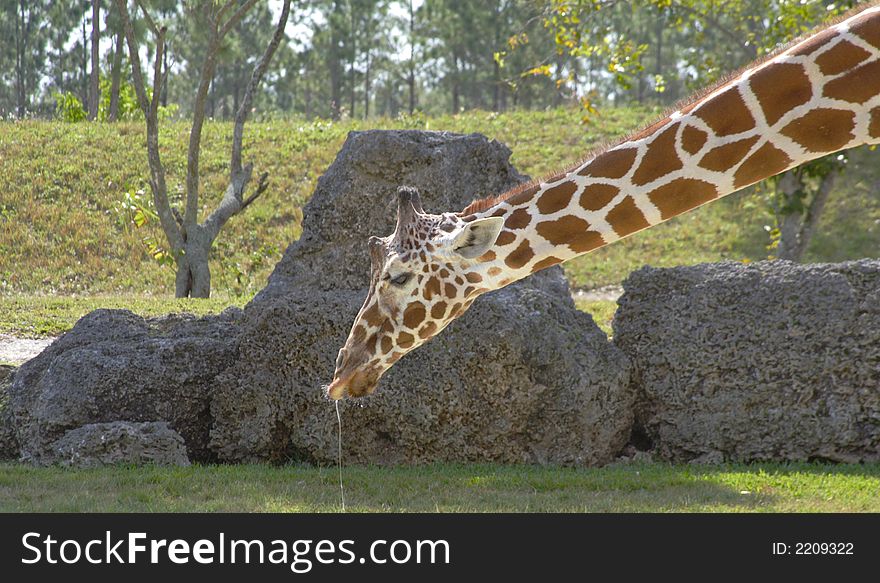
[470,5,880,290]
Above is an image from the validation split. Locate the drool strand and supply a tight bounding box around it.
[335,399,346,512]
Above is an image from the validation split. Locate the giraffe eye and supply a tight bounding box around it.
[389,273,411,286]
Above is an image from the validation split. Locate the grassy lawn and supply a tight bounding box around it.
[0,295,618,339]
[0,294,246,338]
[2,108,877,298]
[1,461,878,512]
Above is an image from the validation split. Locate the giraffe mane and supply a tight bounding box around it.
[460,0,880,217]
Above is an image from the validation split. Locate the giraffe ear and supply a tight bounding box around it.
[452,217,504,259]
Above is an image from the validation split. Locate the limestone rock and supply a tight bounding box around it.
[0,365,18,460]
[9,308,242,464]
[614,260,880,463]
[51,421,190,468]
[211,129,634,465]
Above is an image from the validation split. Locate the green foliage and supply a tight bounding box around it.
[97,76,141,121]
[1,461,879,512]
[53,92,87,122]
[113,188,175,268]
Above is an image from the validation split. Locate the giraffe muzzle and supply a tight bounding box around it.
[327,368,381,400]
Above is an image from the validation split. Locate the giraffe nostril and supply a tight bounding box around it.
[335,349,346,372]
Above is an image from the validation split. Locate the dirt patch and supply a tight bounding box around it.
[0,334,55,365]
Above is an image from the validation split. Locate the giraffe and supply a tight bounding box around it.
[327,4,880,400]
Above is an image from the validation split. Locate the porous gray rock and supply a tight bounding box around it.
[211,129,634,465]
[614,260,880,463]
[10,308,243,465]
[0,365,19,460]
[51,421,190,468]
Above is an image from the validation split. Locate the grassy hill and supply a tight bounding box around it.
[1,108,879,300]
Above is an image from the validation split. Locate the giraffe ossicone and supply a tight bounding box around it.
[328,3,880,400]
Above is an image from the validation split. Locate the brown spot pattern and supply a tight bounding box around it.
[505,184,540,207]
[569,230,605,253]
[695,87,756,136]
[579,183,620,211]
[423,276,441,300]
[505,239,535,269]
[536,215,588,245]
[495,231,516,246]
[632,123,682,186]
[790,27,837,57]
[733,142,792,189]
[505,208,532,229]
[578,148,638,179]
[681,125,708,154]
[465,272,483,283]
[362,303,382,327]
[749,63,812,126]
[397,332,414,349]
[418,322,437,339]
[823,59,880,104]
[698,136,759,172]
[852,15,880,50]
[403,303,426,328]
[630,118,672,141]
[780,108,855,152]
[537,181,578,214]
[530,256,562,272]
[815,40,871,76]
[870,107,880,138]
[431,302,447,319]
[536,215,603,253]
[647,178,719,220]
[444,283,457,298]
[606,196,651,237]
[381,336,393,354]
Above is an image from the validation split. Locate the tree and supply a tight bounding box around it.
[116,0,291,298]
[88,0,100,120]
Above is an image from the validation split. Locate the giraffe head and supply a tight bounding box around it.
[327,187,504,400]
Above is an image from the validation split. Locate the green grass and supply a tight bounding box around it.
[0,293,618,339]
[2,108,877,299]
[574,299,617,337]
[1,461,878,512]
[0,294,244,337]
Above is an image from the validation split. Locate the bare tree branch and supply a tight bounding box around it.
[242,172,270,210]
[134,0,159,35]
[149,26,166,124]
[114,0,183,253]
[204,0,291,243]
[183,36,221,228]
[220,0,261,38]
[216,0,238,27]
[231,0,291,174]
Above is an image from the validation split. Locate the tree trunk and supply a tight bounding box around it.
[364,48,371,118]
[776,170,836,262]
[15,1,25,117]
[89,0,100,120]
[161,44,169,107]
[408,0,416,114]
[174,227,213,298]
[82,15,89,106]
[108,28,124,121]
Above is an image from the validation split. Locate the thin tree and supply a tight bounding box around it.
[88,0,100,120]
[115,0,291,298]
